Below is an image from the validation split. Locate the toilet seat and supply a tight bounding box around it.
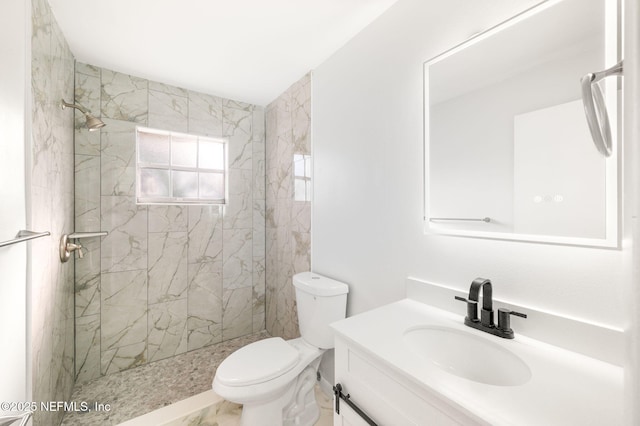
[215,337,299,387]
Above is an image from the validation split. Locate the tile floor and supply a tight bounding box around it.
[61,331,269,425]
[61,331,334,425]
[120,384,333,426]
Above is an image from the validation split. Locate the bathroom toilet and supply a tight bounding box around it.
[212,272,348,426]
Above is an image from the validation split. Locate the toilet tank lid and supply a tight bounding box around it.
[293,272,349,296]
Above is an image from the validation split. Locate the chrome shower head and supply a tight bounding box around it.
[84,113,106,131]
[61,99,106,131]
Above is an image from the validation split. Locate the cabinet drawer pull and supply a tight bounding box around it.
[333,383,379,426]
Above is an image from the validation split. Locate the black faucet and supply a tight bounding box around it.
[455,278,527,339]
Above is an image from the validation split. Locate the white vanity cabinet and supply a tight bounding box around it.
[333,336,482,426]
[330,297,623,426]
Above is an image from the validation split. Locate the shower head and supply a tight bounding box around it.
[61,99,106,131]
[84,114,106,131]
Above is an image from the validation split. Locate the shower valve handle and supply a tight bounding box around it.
[60,234,83,262]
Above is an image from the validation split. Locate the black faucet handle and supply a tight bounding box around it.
[455,296,479,322]
[497,308,527,334]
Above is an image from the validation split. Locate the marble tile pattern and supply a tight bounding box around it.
[60,332,269,426]
[265,73,312,339]
[169,399,243,426]
[141,383,332,426]
[30,1,76,425]
[130,398,243,426]
[74,63,268,382]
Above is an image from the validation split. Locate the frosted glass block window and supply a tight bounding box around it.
[293,154,311,202]
[171,135,198,168]
[136,127,227,205]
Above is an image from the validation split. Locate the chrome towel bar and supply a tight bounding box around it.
[0,410,32,426]
[0,230,50,248]
[429,217,491,223]
[68,231,108,239]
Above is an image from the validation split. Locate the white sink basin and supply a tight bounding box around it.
[403,325,531,386]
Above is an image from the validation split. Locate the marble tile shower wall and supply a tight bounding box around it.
[73,63,266,383]
[31,0,76,425]
[265,73,312,339]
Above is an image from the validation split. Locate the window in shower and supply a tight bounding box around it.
[293,154,311,202]
[136,127,227,205]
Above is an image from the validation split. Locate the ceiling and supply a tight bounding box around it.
[48,0,400,106]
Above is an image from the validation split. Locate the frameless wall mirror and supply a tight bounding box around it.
[424,0,621,248]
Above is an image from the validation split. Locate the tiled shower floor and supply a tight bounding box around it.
[61,331,270,425]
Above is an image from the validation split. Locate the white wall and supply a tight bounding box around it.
[312,0,629,330]
[0,0,29,412]
[624,0,640,422]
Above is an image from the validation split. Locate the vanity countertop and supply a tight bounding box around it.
[331,299,623,426]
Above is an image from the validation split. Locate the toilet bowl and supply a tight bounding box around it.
[213,337,323,425]
[212,272,349,426]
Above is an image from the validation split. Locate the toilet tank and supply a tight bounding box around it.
[293,272,348,349]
